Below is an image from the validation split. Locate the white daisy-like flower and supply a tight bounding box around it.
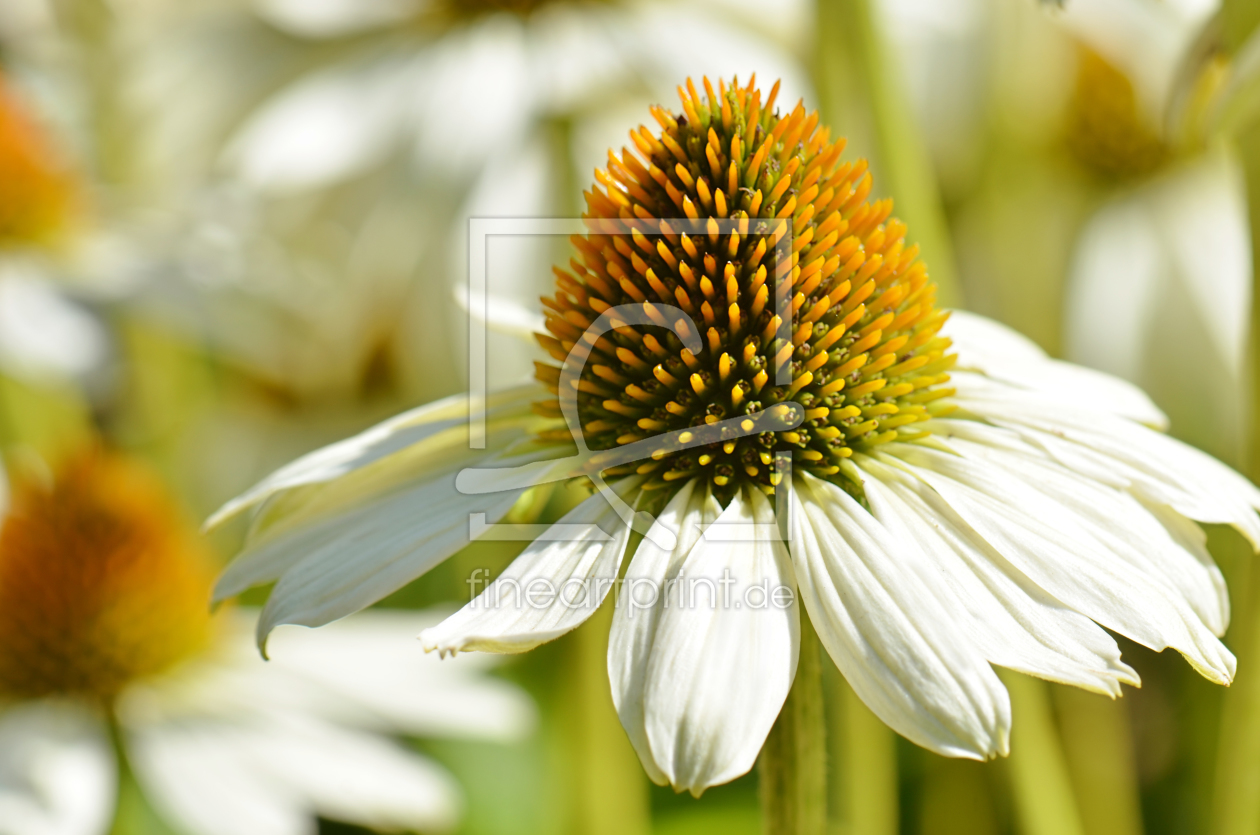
[210,77,1259,796]
[0,450,534,835]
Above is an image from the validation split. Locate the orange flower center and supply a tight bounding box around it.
[0,452,214,701]
[532,76,955,502]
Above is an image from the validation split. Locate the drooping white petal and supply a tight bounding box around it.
[0,701,115,835]
[952,371,1260,546]
[250,452,540,647]
[1142,499,1230,632]
[879,442,1236,683]
[945,310,1167,427]
[606,480,721,785]
[790,473,1010,760]
[856,455,1138,696]
[207,385,539,530]
[420,480,642,655]
[643,489,799,795]
[932,418,1230,635]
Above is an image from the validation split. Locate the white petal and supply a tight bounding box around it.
[790,474,1010,760]
[857,455,1138,696]
[606,480,721,785]
[127,723,306,835]
[207,385,539,530]
[408,18,535,176]
[255,0,420,38]
[196,612,536,740]
[235,717,460,834]
[643,489,799,795]
[1064,189,1162,383]
[945,311,1167,427]
[1142,499,1230,632]
[0,701,114,835]
[953,373,1260,545]
[879,442,1236,683]
[132,714,460,835]
[251,455,535,646]
[944,309,1048,367]
[420,480,641,655]
[226,61,407,193]
[0,273,108,384]
[932,418,1230,635]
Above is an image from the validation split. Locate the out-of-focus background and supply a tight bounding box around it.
[3,0,1260,833]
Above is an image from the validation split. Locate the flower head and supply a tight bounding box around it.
[0,448,534,835]
[213,75,1260,797]
[0,451,213,701]
[535,76,951,501]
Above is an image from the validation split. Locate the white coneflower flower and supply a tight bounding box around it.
[0,450,534,835]
[211,76,1259,796]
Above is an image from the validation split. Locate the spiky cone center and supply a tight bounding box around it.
[532,76,957,503]
[0,452,215,702]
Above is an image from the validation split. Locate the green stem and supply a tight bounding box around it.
[106,712,176,835]
[829,666,898,835]
[49,0,131,186]
[1052,686,1143,835]
[1001,671,1085,835]
[812,0,963,308]
[760,610,827,835]
[1213,1,1260,824]
[566,597,652,835]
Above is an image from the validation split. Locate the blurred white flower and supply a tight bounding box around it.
[1053,0,1215,127]
[224,0,808,194]
[0,451,534,835]
[1065,146,1251,461]
[115,610,533,835]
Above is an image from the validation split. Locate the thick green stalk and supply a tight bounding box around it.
[1001,672,1086,835]
[760,611,827,835]
[812,0,963,308]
